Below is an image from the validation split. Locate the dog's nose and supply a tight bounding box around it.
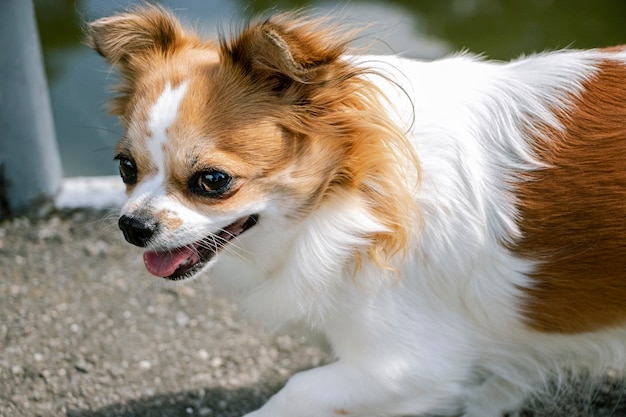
[118,215,159,247]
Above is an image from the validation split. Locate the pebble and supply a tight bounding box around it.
[198,407,213,416]
[210,357,224,368]
[176,311,190,327]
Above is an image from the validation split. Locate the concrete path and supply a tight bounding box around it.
[1,210,624,416]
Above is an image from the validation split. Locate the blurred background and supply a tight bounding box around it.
[34,0,626,177]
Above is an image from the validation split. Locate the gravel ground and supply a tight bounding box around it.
[1,209,625,417]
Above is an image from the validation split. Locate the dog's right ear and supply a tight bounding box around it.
[85,5,184,73]
[220,14,355,93]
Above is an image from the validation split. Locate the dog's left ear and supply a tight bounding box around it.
[221,15,352,91]
[85,5,185,74]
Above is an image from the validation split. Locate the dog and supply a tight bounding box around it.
[86,5,626,416]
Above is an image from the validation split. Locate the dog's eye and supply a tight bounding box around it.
[116,156,137,185]
[191,169,232,197]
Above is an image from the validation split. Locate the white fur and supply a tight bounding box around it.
[131,50,626,416]
[122,81,189,221]
[147,81,188,171]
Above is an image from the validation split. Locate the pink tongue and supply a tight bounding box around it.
[143,246,199,278]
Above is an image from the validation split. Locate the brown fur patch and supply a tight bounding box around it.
[156,209,183,231]
[513,54,626,333]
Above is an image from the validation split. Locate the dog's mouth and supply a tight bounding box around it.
[142,214,258,281]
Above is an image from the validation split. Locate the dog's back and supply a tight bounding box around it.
[349,49,626,416]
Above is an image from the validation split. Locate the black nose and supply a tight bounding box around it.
[118,215,159,247]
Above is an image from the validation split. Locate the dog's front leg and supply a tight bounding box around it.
[243,360,463,417]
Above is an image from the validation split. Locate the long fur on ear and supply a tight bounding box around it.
[219,13,356,84]
[85,5,183,69]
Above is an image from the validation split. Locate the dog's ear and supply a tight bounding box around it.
[221,15,353,92]
[85,5,184,73]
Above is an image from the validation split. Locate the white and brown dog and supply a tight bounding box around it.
[87,6,626,417]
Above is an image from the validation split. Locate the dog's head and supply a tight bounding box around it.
[87,6,417,281]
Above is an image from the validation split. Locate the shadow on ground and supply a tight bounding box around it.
[69,380,626,417]
[67,385,278,417]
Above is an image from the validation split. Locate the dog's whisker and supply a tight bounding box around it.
[180,230,250,261]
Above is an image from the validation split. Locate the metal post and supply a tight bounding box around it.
[0,0,62,218]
